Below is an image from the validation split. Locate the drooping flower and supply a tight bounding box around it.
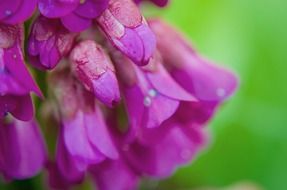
[69,40,120,107]
[47,130,85,189]
[28,16,77,70]
[48,68,118,180]
[38,0,109,32]
[123,120,206,177]
[89,113,140,190]
[0,117,46,179]
[149,19,238,124]
[113,52,195,135]
[110,53,207,178]
[150,19,238,102]
[0,24,41,121]
[0,0,38,24]
[0,0,239,188]
[97,0,156,66]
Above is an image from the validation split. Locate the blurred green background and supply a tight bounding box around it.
[1,0,287,189]
[150,0,287,189]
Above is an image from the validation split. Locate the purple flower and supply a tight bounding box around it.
[134,0,169,7]
[0,24,41,121]
[149,19,238,124]
[38,0,109,32]
[97,0,156,66]
[47,130,85,189]
[48,69,118,177]
[123,121,206,177]
[113,52,195,133]
[0,0,37,24]
[89,116,140,190]
[69,40,120,107]
[0,118,46,179]
[149,19,238,102]
[28,16,77,70]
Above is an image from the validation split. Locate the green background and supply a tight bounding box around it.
[1,0,287,189]
[150,0,287,189]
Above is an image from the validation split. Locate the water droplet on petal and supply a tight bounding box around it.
[143,96,152,107]
[148,89,157,97]
[13,54,17,59]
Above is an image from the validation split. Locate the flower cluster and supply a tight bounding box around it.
[0,0,237,189]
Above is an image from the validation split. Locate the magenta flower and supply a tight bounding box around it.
[38,0,109,32]
[0,0,37,24]
[0,118,46,179]
[113,52,195,133]
[28,16,77,70]
[97,0,156,66]
[48,69,118,175]
[48,130,85,189]
[149,19,238,102]
[0,24,41,121]
[149,19,238,124]
[124,121,206,177]
[69,40,120,107]
[0,1,238,188]
[89,117,140,190]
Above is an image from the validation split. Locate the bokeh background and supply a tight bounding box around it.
[1,0,287,189]
[146,0,287,189]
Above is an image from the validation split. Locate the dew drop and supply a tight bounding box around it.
[143,96,152,107]
[148,89,157,97]
[216,88,226,97]
[13,54,17,59]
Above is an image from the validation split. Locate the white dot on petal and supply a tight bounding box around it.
[148,89,157,97]
[143,96,152,107]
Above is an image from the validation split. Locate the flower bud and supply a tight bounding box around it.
[28,16,77,70]
[70,40,120,107]
[97,0,156,66]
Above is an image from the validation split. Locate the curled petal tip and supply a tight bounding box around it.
[92,70,121,107]
[70,40,121,107]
